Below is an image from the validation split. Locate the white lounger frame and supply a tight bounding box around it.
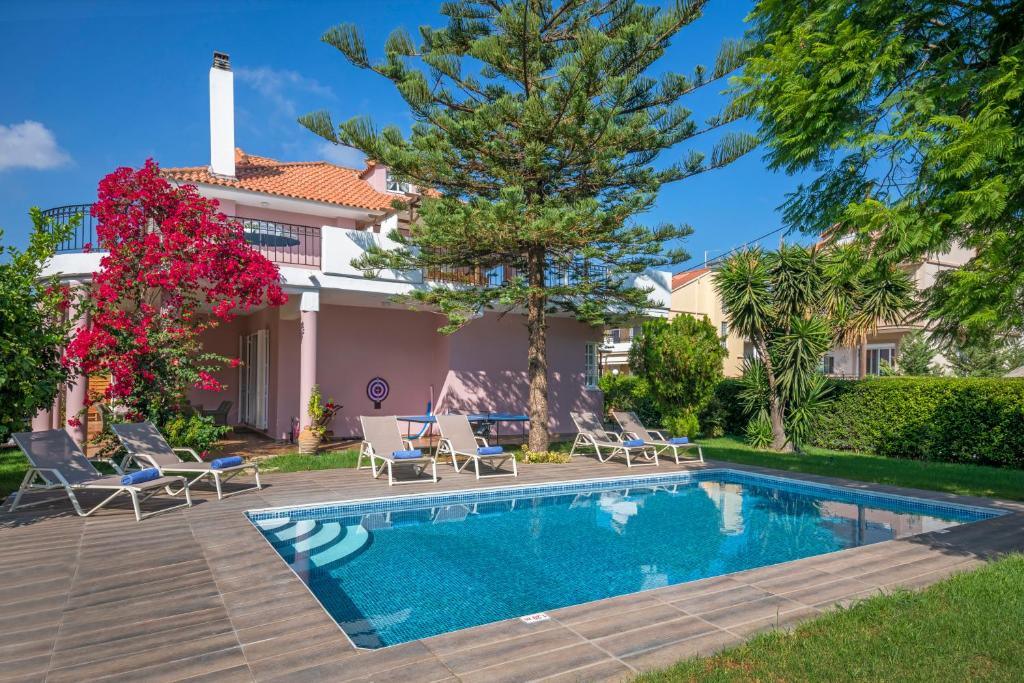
[569,429,659,468]
[124,447,262,500]
[437,435,518,480]
[358,440,438,486]
[619,429,704,464]
[7,467,192,522]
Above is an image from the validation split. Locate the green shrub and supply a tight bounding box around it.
[700,379,747,436]
[811,377,1024,468]
[598,373,662,426]
[663,410,700,440]
[745,409,774,449]
[161,414,230,456]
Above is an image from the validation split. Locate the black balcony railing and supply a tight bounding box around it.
[40,204,321,269]
[41,204,96,253]
[234,217,321,268]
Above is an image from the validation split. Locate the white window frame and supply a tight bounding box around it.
[585,342,599,389]
[865,344,896,376]
[385,169,411,194]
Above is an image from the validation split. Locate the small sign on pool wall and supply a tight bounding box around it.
[520,613,550,624]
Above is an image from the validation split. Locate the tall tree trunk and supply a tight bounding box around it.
[858,334,868,379]
[757,338,791,452]
[526,247,550,452]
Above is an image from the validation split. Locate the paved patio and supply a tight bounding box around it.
[1,456,1022,683]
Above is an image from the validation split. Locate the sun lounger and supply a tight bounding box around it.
[358,416,438,486]
[570,411,658,467]
[436,414,518,479]
[611,411,704,464]
[8,429,191,521]
[111,422,261,499]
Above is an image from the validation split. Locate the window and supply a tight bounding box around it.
[585,342,599,389]
[720,321,729,349]
[866,346,895,375]
[822,354,835,375]
[385,170,411,194]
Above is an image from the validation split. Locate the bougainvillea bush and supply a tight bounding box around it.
[65,160,286,429]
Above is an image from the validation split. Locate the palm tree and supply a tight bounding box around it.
[715,245,831,451]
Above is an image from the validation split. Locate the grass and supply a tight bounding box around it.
[0,447,28,499]
[258,449,360,473]
[699,435,1024,502]
[637,554,1024,683]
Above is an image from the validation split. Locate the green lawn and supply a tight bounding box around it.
[638,555,1024,683]
[258,449,360,473]
[1,447,28,499]
[699,436,1024,502]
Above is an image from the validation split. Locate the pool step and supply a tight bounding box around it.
[257,518,370,569]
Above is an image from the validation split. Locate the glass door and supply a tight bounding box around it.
[238,330,269,430]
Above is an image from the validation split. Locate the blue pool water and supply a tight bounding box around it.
[248,470,1001,648]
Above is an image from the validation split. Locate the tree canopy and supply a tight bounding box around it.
[741,0,1024,342]
[0,211,72,442]
[302,0,756,449]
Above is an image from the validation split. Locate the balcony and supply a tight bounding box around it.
[41,204,322,269]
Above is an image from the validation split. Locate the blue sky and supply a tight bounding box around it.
[0,0,807,269]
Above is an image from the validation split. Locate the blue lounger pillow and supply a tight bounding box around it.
[477,446,504,455]
[121,468,160,486]
[211,456,244,469]
[669,437,689,445]
[623,439,645,448]
[392,449,423,459]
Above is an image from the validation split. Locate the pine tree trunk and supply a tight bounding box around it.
[526,247,550,453]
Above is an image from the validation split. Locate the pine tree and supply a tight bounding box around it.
[895,331,936,376]
[301,0,756,450]
[740,0,1024,343]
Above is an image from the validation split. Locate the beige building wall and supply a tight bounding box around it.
[670,270,746,377]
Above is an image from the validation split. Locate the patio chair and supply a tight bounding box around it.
[611,411,704,464]
[358,416,438,486]
[201,400,232,426]
[436,414,518,479]
[569,411,658,467]
[8,429,191,522]
[111,422,261,500]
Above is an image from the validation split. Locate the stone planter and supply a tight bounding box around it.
[297,428,321,455]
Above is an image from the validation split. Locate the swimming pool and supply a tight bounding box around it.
[247,469,1002,649]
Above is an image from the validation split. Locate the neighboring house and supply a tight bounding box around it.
[599,268,746,377]
[821,244,973,377]
[35,52,671,443]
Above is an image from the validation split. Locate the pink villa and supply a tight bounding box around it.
[36,52,672,445]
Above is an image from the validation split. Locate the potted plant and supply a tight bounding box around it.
[298,385,341,454]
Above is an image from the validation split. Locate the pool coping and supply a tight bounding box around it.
[243,466,1011,654]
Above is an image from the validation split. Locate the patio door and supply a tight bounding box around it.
[239,330,269,430]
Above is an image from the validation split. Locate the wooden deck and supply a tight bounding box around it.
[1,456,1022,683]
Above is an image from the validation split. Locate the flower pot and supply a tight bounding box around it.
[297,428,321,455]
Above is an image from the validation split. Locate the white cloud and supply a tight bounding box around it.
[235,66,334,118]
[316,141,365,169]
[0,121,71,171]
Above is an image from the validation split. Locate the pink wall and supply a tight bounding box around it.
[196,303,603,440]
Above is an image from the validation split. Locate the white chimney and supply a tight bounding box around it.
[209,51,235,178]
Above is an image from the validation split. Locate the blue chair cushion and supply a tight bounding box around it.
[669,437,689,445]
[210,456,244,469]
[623,439,645,448]
[477,446,504,455]
[121,468,160,486]
[392,449,423,460]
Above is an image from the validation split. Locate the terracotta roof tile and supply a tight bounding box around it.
[161,148,398,212]
[671,267,711,290]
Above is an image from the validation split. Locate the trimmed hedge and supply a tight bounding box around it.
[810,377,1024,468]
[700,379,746,437]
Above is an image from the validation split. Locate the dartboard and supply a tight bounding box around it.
[366,377,390,406]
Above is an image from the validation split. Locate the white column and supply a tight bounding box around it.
[65,289,89,445]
